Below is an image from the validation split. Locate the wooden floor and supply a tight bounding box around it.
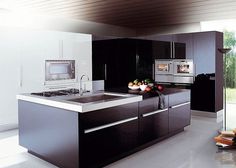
[0,116,236,168]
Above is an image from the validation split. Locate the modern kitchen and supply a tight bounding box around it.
[0,1,236,168]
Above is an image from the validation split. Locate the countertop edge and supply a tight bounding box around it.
[16,94,143,113]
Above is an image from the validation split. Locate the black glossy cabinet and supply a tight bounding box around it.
[168,92,191,133]
[152,41,171,59]
[139,97,169,145]
[173,42,186,59]
[152,41,186,59]
[79,103,139,168]
[92,39,136,89]
[92,39,186,89]
[136,40,153,79]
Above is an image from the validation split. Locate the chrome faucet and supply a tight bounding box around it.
[80,74,89,96]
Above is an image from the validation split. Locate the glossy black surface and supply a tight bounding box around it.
[174,42,186,59]
[191,74,216,112]
[92,38,186,89]
[139,97,169,145]
[136,39,153,79]
[19,100,79,168]
[92,39,136,89]
[169,92,191,132]
[152,41,172,59]
[80,102,139,168]
[80,103,138,129]
[169,103,191,132]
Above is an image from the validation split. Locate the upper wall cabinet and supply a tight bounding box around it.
[193,32,216,75]
[152,41,171,59]
[139,34,186,59]
[43,31,81,60]
[173,34,193,60]
[136,39,153,79]
[152,41,185,59]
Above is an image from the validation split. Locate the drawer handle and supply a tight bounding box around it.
[169,102,190,109]
[142,108,168,117]
[84,117,138,134]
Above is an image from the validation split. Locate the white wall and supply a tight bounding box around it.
[0,27,92,131]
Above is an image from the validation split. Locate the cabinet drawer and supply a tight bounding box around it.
[139,108,169,144]
[80,102,138,130]
[169,91,190,106]
[169,102,191,132]
[139,98,157,114]
[80,119,138,168]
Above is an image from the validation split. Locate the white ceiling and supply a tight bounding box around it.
[1,0,236,29]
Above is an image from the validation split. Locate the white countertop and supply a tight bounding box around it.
[16,91,143,113]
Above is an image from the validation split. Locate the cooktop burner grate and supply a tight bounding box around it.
[31,88,80,97]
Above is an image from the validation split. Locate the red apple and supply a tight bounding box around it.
[145,86,151,92]
[157,85,164,91]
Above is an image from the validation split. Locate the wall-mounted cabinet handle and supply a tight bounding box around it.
[170,42,173,58]
[152,63,155,80]
[84,117,138,134]
[19,65,23,87]
[142,108,168,117]
[169,102,190,109]
[59,40,63,59]
[104,64,107,80]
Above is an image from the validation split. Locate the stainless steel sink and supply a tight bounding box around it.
[67,94,122,103]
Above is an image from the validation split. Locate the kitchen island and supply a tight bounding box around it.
[17,88,190,168]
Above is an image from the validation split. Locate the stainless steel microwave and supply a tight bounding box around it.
[155,60,174,75]
[45,60,76,85]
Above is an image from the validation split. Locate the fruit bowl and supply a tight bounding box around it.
[128,85,140,90]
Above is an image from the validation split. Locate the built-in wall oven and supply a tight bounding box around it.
[154,60,174,83]
[173,60,194,76]
[45,60,76,86]
[155,59,194,84]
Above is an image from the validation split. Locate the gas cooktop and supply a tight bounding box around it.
[31,88,80,97]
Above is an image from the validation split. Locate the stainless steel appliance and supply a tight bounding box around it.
[155,59,174,83]
[173,59,194,76]
[45,60,76,85]
[155,60,173,75]
[155,59,194,84]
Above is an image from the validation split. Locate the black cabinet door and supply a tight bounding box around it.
[169,91,191,133]
[79,103,139,168]
[106,39,136,88]
[139,97,169,145]
[92,39,136,89]
[136,40,153,80]
[173,42,186,59]
[152,41,171,59]
[152,41,186,59]
[92,40,110,81]
[169,102,191,133]
[80,120,138,168]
